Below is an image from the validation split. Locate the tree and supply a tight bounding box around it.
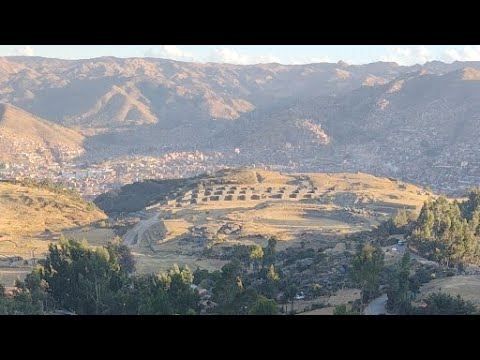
[3,238,205,315]
[418,293,477,315]
[162,265,199,315]
[0,284,13,315]
[212,260,247,314]
[261,264,281,298]
[460,187,480,221]
[350,243,385,306]
[266,264,280,282]
[386,252,412,314]
[37,238,129,314]
[249,295,278,315]
[249,245,264,271]
[230,245,252,266]
[333,304,360,315]
[106,237,136,274]
[119,274,171,315]
[280,279,299,315]
[263,236,278,267]
[411,196,480,268]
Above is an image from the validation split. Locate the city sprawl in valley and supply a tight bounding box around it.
[1,52,480,315]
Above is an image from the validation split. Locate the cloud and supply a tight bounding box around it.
[288,56,332,65]
[380,46,432,65]
[208,47,280,65]
[443,46,480,62]
[144,45,194,62]
[13,46,35,56]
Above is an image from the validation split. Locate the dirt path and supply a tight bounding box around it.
[123,213,163,247]
[364,294,388,315]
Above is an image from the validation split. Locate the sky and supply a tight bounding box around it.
[1,45,480,65]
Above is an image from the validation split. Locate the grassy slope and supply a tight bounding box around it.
[0,181,106,237]
[0,103,84,162]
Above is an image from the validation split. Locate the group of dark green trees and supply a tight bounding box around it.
[386,251,477,314]
[411,191,480,268]
[350,243,477,315]
[0,237,284,315]
[378,189,480,269]
[0,238,199,315]
[193,237,303,315]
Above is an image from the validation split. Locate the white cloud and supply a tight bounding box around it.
[13,46,35,56]
[380,46,432,65]
[443,46,480,62]
[208,47,280,65]
[288,56,331,65]
[144,45,194,62]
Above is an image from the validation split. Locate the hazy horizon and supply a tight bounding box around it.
[1,45,480,66]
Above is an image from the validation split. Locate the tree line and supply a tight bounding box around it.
[0,237,283,315]
[377,188,480,268]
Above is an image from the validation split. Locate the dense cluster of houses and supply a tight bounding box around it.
[1,135,478,199]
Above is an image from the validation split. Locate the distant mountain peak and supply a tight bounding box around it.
[460,67,480,80]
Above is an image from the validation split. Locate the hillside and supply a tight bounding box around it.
[0,180,106,259]
[90,169,435,273]
[0,181,106,235]
[0,57,473,132]
[261,68,480,194]
[0,57,409,129]
[0,103,84,164]
[1,57,480,195]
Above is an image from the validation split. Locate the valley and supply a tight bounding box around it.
[1,57,480,198]
[0,169,430,287]
[1,52,480,315]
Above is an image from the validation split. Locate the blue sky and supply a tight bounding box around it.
[1,45,479,65]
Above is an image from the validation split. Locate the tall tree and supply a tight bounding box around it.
[350,243,385,306]
[249,295,278,315]
[263,237,278,267]
[249,245,264,271]
[386,252,412,314]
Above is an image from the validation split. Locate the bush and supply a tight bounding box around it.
[310,283,324,297]
[417,293,477,315]
[333,304,359,315]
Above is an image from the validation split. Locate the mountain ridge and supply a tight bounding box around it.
[0,103,85,164]
[1,57,480,195]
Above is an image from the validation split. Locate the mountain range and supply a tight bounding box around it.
[1,56,480,194]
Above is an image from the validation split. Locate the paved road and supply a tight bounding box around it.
[364,293,388,315]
